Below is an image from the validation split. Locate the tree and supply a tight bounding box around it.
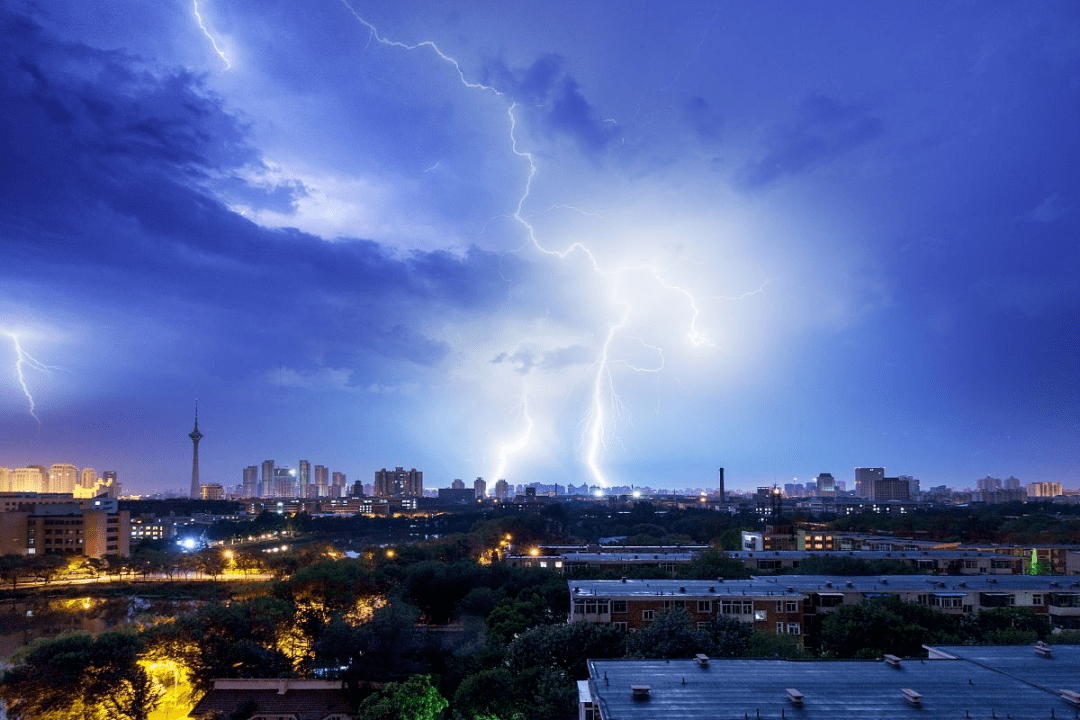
[356,675,447,720]
[0,631,163,720]
[629,608,714,659]
[506,621,626,680]
[818,595,960,658]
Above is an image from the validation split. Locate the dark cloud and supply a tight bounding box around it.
[735,92,883,190]
[485,54,618,153]
[0,7,523,375]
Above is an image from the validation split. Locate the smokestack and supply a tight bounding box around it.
[718,468,725,502]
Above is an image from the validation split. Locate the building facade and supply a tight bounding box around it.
[374,467,423,497]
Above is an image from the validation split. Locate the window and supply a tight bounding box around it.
[612,600,627,613]
[776,622,784,634]
[642,610,654,621]
[697,600,711,612]
[786,622,801,635]
[754,609,767,621]
[721,600,753,615]
[786,601,798,613]
[697,622,711,630]
[613,622,628,632]
[1032,594,1044,605]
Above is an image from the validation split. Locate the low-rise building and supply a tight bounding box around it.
[569,579,806,637]
[189,678,357,720]
[581,646,1080,720]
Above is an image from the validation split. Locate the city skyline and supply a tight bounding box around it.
[1,2,1077,495]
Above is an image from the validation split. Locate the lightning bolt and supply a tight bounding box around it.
[194,0,231,70]
[4,332,58,427]
[492,384,533,484]
[340,6,759,487]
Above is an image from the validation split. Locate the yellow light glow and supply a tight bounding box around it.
[385,549,395,558]
[529,548,540,557]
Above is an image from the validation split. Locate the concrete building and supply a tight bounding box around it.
[0,501,129,558]
[190,679,357,720]
[242,465,258,498]
[495,479,510,500]
[474,476,487,499]
[49,463,77,494]
[569,579,806,636]
[855,467,884,498]
[314,464,329,497]
[297,459,310,499]
[581,646,1080,720]
[374,467,423,497]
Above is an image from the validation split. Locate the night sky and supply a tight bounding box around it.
[1,1,1077,495]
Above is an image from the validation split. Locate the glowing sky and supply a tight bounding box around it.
[1,1,1077,495]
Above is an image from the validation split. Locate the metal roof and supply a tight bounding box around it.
[749,574,1080,593]
[927,644,1080,695]
[587,656,1078,720]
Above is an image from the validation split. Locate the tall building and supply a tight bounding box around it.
[495,478,509,500]
[717,468,725,502]
[474,477,487,500]
[49,464,77,494]
[331,471,346,498]
[374,467,423,498]
[260,460,275,498]
[80,468,98,489]
[854,467,884,499]
[451,478,465,490]
[816,473,836,496]
[272,467,294,498]
[872,476,911,502]
[11,466,46,493]
[297,460,311,499]
[189,405,204,499]
[314,465,329,497]
[242,466,258,498]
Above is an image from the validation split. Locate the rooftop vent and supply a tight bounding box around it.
[621,577,627,583]
[679,586,686,593]
[695,654,710,668]
[786,688,804,706]
[574,587,580,593]
[1059,690,1080,706]
[884,654,902,668]
[709,586,715,593]
[902,688,922,706]
[631,685,651,700]
[1035,641,1053,657]
[825,581,833,588]
[787,587,794,593]
[880,578,889,584]
[846,581,854,588]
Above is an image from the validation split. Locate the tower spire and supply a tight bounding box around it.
[189,400,204,499]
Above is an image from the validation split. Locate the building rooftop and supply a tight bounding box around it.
[749,574,1080,593]
[570,579,805,598]
[927,644,1080,694]
[189,679,355,720]
[588,654,1080,720]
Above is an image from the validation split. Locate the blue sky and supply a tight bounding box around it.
[1,0,1077,495]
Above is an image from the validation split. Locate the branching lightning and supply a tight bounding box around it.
[4,332,58,427]
[194,0,231,70]
[340,5,755,487]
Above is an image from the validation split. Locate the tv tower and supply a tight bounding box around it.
[189,401,203,499]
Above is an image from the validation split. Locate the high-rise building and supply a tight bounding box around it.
[0,467,9,492]
[717,468,725,502]
[374,467,423,497]
[297,460,311,499]
[872,476,910,502]
[273,467,294,498]
[495,479,509,500]
[816,473,836,496]
[260,460,275,498]
[49,464,77,494]
[451,478,465,490]
[242,466,258,498]
[855,467,884,498]
[332,471,346,497]
[80,468,97,489]
[315,465,329,497]
[189,406,204,499]
[474,477,487,500]
[11,466,46,493]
